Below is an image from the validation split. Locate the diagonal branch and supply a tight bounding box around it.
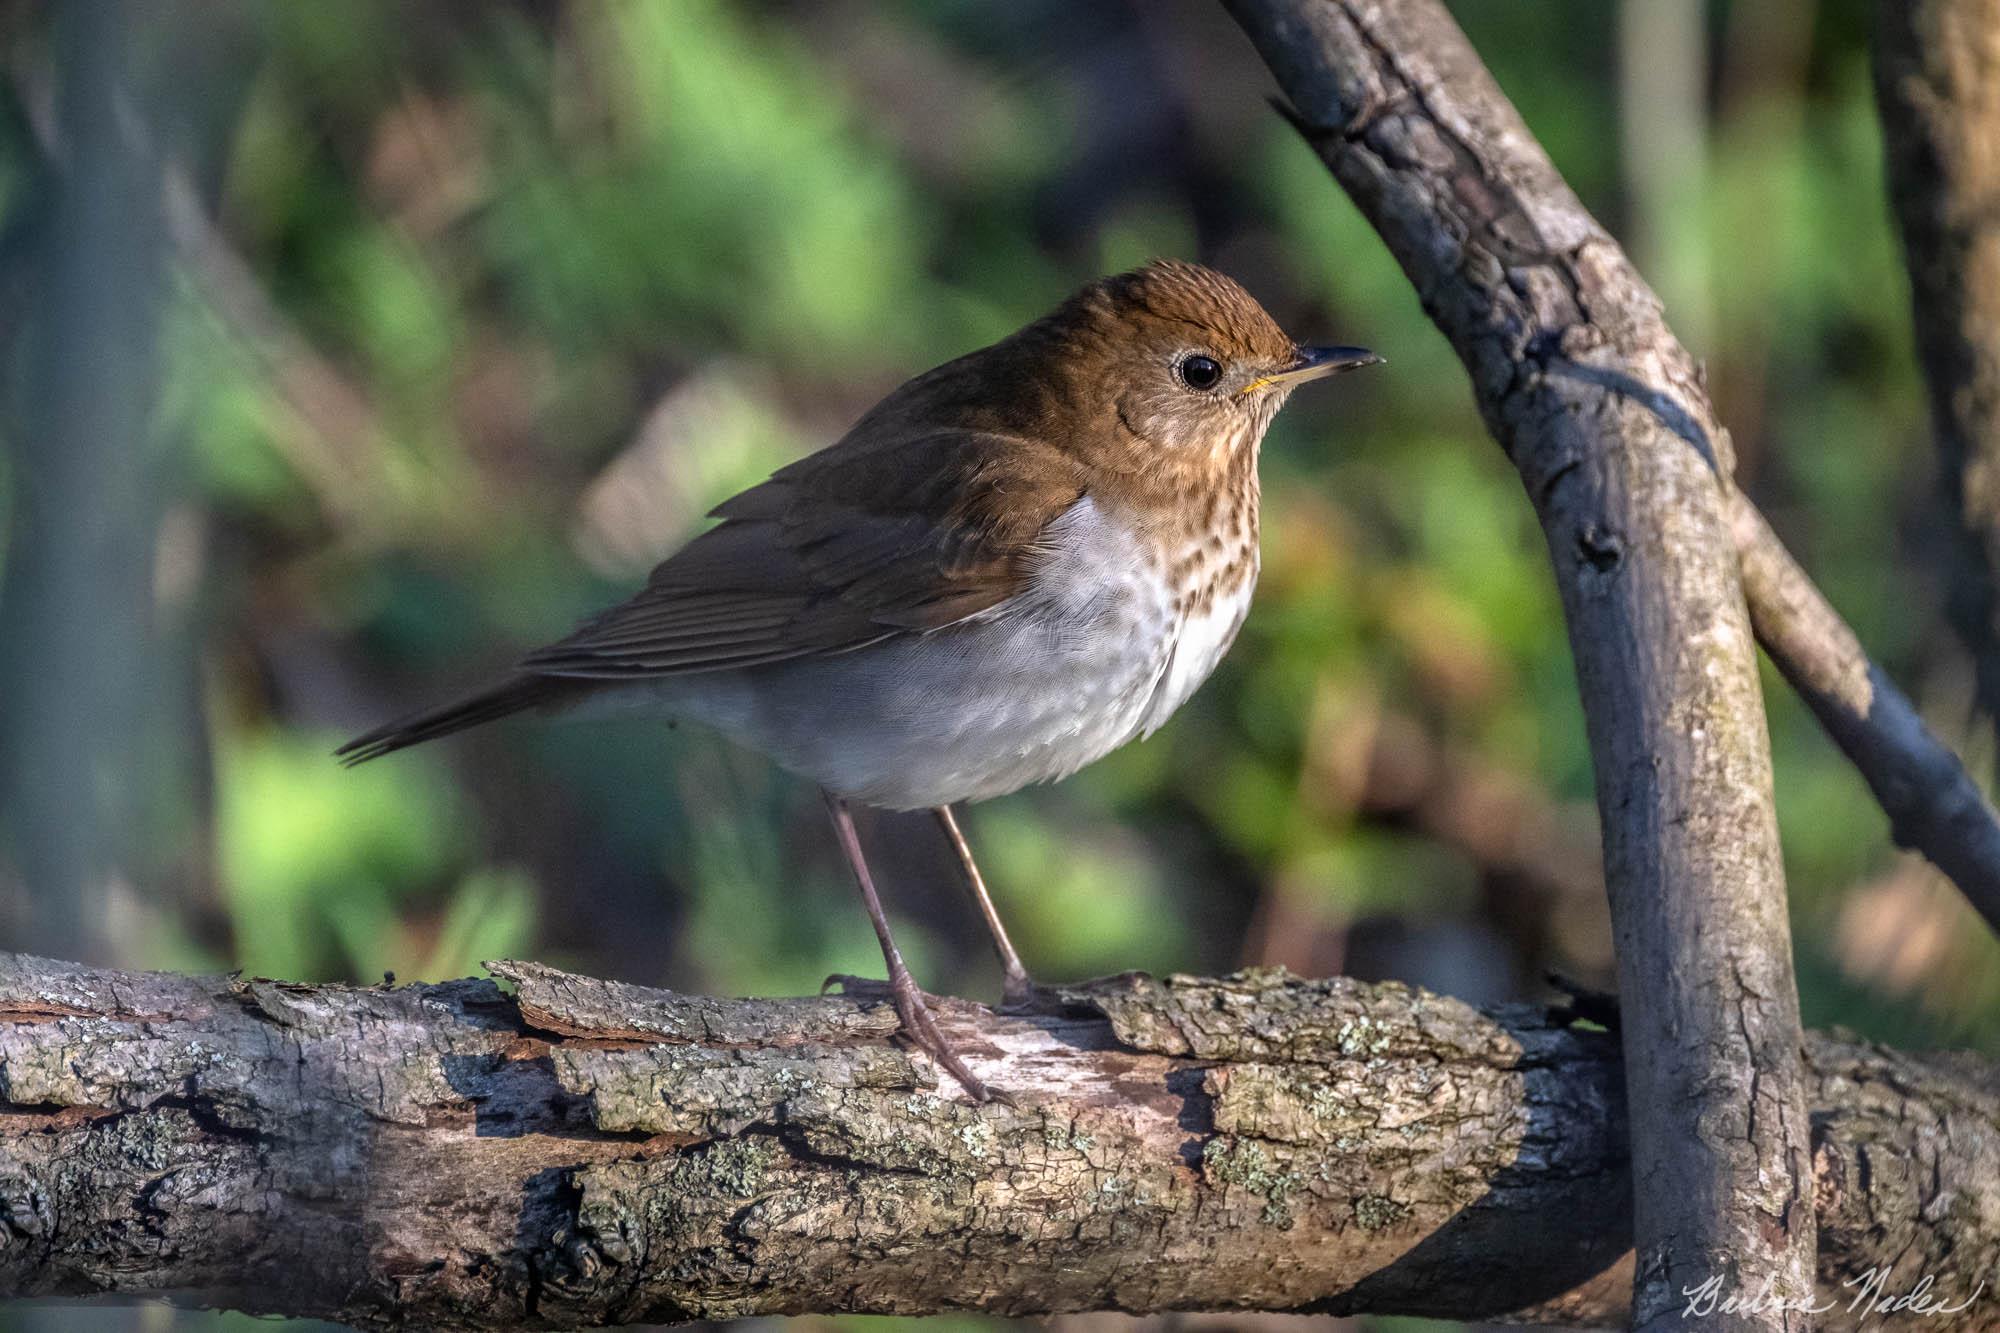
[1732,494,2000,933]
[1238,4,2000,945]
[0,953,1993,1329]
[1222,1,1821,1326]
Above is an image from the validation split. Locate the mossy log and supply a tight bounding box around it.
[0,953,1991,1329]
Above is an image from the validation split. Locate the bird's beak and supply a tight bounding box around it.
[1240,345,1383,394]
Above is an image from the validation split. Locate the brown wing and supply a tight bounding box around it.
[519,428,1087,678]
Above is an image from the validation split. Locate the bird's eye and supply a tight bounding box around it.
[1178,354,1222,391]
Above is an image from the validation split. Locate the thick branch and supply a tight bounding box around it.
[1224,2,1815,1325]
[0,954,1993,1330]
[1876,0,2000,769]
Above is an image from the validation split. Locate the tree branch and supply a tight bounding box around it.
[1876,0,2000,775]
[0,953,1992,1329]
[1223,2,1816,1325]
[1732,494,2000,933]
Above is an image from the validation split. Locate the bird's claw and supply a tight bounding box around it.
[825,972,1003,1103]
[994,973,1068,1016]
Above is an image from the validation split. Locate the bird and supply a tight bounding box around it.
[338,259,1379,1100]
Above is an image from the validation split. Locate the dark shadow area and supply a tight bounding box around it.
[1325,1022,1633,1320]
[441,1050,608,1139]
[1544,358,1721,475]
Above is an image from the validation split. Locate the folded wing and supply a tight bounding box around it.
[520,428,1087,678]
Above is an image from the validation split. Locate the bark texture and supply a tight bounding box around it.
[1223,2,1816,1326]
[0,953,1993,1330]
[1877,0,2000,770]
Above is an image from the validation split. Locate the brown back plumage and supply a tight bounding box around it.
[338,260,1308,763]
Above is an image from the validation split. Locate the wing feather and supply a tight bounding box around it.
[519,428,1085,679]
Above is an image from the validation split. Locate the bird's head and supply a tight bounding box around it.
[1046,259,1379,474]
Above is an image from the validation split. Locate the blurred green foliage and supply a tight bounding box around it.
[217,730,534,981]
[12,0,1996,1045]
[1,1,1997,1327]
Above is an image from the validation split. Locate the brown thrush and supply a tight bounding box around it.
[339,260,1378,1100]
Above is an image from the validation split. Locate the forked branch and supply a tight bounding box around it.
[1224,1,1818,1324]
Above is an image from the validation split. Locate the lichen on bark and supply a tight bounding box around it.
[0,953,1991,1329]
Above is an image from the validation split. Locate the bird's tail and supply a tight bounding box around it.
[335,675,582,766]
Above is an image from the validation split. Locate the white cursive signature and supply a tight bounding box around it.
[1844,1268,1986,1320]
[1680,1275,1832,1318]
[1680,1270,1987,1320]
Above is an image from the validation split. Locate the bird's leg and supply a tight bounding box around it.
[932,805,1040,1011]
[822,791,994,1102]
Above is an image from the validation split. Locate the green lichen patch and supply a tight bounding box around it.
[592,1135,788,1259]
[1067,969,1508,1068]
[690,1135,777,1197]
[1333,1016,1392,1059]
[954,1118,994,1160]
[1201,1136,1303,1227]
[778,1084,1015,1180]
[1352,1193,1409,1231]
[552,1042,919,1135]
[489,961,900,1046]
[1208,1064,1376,1144]
[1036,1116,1096,1156]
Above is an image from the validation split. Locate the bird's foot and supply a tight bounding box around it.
[821,973,1005,1104]
[822,972,935,1003]
[829,969,1059,1018]
[995,969,1066,1016]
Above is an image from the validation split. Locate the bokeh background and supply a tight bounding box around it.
[0,1,1994,1331]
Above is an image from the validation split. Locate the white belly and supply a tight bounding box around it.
[607,498,1255,809]
[1138,577,1254,738]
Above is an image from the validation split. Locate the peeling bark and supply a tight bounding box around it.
[0,954,1992,1330]
[1222,2,1816,1326]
